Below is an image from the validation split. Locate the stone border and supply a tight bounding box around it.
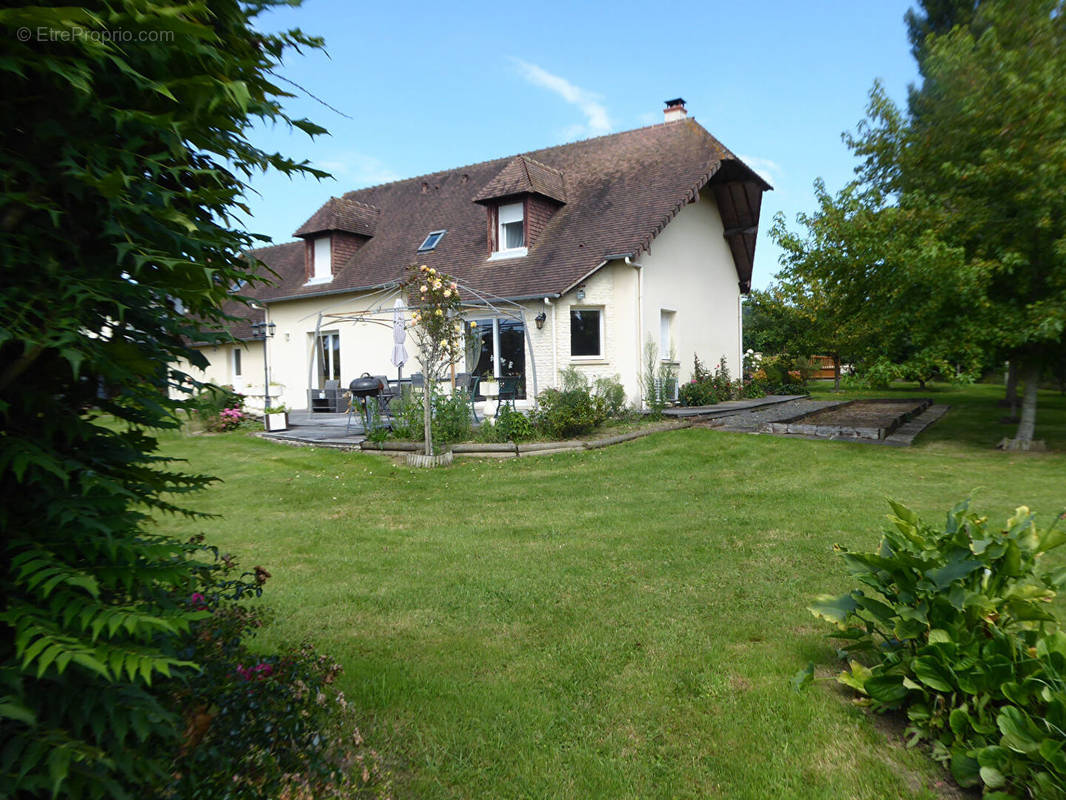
[766,398,933,441]
[356,420,692,459]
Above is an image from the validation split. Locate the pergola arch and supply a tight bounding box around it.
[302,279,539,420]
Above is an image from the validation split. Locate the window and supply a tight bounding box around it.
[418,230,446,251]
[498,202,524,251]
[570,308,602,358]
[309,236,331,283]
[232,347,242,377]
[659,310,676,360]
[318,332,340,386]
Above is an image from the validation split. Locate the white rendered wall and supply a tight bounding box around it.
[639,188,742,385]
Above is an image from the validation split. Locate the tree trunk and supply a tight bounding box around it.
[1000,360,1019,415]
[832,353,841,391]
[1013,361,1040,445]
[422,379,433,456]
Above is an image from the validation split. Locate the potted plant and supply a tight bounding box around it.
[264,403,289,432]
[480,370,499,399]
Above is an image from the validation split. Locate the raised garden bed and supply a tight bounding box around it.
[765,398,933,441]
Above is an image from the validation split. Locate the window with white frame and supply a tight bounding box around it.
[659,309,676,360]
[497,202,525,252]
[317,331,340,386]
[310,236,331,283]
[570,308,602,358]
[232,347,242,378]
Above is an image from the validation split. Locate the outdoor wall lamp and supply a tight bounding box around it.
[575,288,586,301]
[534,312,546,330]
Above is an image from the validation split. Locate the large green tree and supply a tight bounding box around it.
[897,0,1065,445]
[774,0,1065,446]
[0,2,325,795]
[768,175,986,389]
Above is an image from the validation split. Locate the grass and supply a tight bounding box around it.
[152,382,1066,799]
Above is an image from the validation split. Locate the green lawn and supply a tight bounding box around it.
[153,383,1066,799]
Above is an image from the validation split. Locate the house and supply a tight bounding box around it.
[182,99,770,413]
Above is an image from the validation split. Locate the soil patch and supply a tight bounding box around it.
[767,399,933,441]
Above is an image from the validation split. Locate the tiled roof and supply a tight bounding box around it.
[244,119,770,304]
[473,156,567,204]
[293,196,379,237]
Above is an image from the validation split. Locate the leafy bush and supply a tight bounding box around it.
[0,3,332,796]
[389,388,471,446]
[431,389,472,445]
[858,356,900,390]
[162,550,388,797]
[679,355,755,406]
[593,374,628,418]
[165,549,388,799]
[193,384,248,431]
[532,387,605,439]
[752,353,807,394]
[483,404,535,443]
[797,499,1066,797]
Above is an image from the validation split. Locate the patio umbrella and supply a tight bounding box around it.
[391,297,408,380]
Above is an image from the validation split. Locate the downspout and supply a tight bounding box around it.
[738,293,743,378]
[625,256,644,405]
[545,296,557,390]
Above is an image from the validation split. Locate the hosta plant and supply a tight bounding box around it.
[796,499,1066,798]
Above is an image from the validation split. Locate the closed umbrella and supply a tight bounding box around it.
[391,298,408,380]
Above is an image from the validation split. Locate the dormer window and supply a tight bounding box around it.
[418,230,446,252]
[474,156,564,259]
[498,203,525,251]
[308,235,332,284]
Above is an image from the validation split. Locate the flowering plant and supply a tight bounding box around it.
[401,264,464,456]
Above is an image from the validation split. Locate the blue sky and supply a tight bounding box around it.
[245,0,920,290]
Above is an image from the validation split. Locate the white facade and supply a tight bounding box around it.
[186,186,742,411]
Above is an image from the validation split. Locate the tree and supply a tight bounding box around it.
[775,0,1065,445]
[0,2,326,795]
[768,177,986,390]
[403,265,464,457]
[893,0,1066,446]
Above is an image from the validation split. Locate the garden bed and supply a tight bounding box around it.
[766,398,933,440]
[359,419,692,458]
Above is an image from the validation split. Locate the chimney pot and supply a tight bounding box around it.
[664,97,687,123]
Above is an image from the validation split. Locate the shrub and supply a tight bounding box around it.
[754,354,807,394]
[859,356,900,390]
[796,499,1066,798]
[679,355,758,406]
[533,387,605,439]
[487,403,535,443]
[388,388,471,446]
[431,389,472,445]
[165,549,388,799]
[193,384,248,431]
[593,374,628,418]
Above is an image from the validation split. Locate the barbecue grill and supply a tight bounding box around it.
[347,374,384,433]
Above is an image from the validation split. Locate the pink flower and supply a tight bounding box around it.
[190,592,207,609]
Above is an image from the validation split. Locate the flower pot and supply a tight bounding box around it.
[405,451,454,468]
[481,382,499,398]
[265,412,289,432]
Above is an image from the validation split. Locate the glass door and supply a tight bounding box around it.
[466,318,525,399]
[318,332,340,387]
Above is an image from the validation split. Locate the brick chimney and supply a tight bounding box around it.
[664,97,687,123]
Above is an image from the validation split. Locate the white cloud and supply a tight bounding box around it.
[511,59,612,137]
[737,154,781,186]
[316,153,399,187]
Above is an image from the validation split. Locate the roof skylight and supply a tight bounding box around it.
[418,229,446,251]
